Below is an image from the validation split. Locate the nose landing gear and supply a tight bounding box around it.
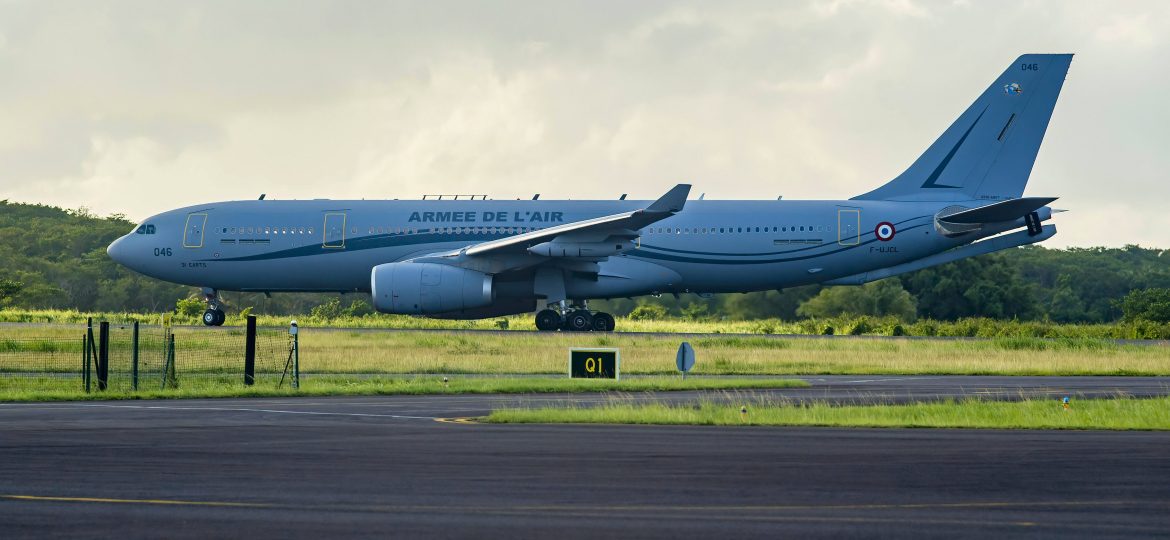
[201,288,226,327]
[534,301,615,332]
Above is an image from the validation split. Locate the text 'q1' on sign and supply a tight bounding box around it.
[569,348,620,380]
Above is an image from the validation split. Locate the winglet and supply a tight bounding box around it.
[645,184,691,213]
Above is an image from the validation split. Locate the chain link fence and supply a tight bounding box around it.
[0,317,299,394]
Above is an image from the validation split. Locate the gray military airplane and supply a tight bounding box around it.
[108,54,1072,331]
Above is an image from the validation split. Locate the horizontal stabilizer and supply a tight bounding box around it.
[826,224,1057,286]
[937,197,1057,225]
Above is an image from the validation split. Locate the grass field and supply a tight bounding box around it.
[486,396,1170,430]
[3,308,1170,339]
[2,325,1168,378]
[0,376,807,402]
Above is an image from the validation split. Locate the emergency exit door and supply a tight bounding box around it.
[323,212,346,248]
[837,209,860,246]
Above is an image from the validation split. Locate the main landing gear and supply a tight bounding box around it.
[201,288,226,327]
[534,301,616,332]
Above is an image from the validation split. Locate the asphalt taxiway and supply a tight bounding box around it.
[2,375,1168,538]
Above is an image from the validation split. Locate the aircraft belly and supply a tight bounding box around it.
[563,257,683,298]
[186,246,420,293]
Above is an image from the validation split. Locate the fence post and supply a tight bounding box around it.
[98,322,109,391]
[293,329,299,390]
[244,315,256,386]
[131,321,139,391]
[82,335,90,393]
[162,333,177,389]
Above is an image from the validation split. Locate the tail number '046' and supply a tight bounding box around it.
[154,247,173,256]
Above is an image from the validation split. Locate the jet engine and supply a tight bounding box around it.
[371,262,493,315]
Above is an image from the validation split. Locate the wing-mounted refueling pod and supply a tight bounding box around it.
[934,197,1057,237]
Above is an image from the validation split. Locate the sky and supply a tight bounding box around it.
[0,0,1167,248]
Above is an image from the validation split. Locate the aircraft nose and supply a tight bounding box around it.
[107,236,129,264]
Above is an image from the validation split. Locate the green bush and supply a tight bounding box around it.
[342,299,374,318]
[175,296,204,318]
[1118,288,1170,323]
[848,318,873,336]
[310,298,343,320]
[628,304,669,321]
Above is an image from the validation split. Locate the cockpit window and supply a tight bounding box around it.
[135,224,156,235]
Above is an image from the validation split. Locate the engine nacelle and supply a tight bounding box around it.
[371,262,493,315]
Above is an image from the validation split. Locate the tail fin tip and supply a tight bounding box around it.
[853,53,1073,202]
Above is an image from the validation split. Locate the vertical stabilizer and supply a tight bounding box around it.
[853,54,1072,202]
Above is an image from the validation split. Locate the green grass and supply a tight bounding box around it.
[2,325,1169,377]
[3,308,1169,339]
[0,376,808,403]
[486,396,1170,430]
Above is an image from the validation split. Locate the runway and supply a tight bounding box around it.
[2,376,1169,538]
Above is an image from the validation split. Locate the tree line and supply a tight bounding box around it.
[1,200,1167,322]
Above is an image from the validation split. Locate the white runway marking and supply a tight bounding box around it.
[842,377,939,384]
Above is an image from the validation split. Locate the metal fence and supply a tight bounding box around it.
[0,317,298,394]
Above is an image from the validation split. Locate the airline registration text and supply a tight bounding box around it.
[407,211,565,223]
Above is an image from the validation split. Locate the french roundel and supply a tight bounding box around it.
[875,222,896,241]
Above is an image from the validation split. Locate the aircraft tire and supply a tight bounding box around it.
[535,309,561,332]
[592,312,616,332]
[202,309,218,326]
[213,309,226,326]
[565,310,593,332]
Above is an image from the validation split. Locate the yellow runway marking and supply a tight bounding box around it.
[3,495,272,508]
[433,417,478,424]
[6,494,1159,516]
[7,493,1168,530]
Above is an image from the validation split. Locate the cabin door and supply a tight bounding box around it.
[183,213,207,248]
[837,209,860,246]
[322,212,347,248]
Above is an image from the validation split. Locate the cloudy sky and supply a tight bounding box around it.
[0,0,1166,247]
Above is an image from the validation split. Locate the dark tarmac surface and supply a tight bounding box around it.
[2,375,1169,539]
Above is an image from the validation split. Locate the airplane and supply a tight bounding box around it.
[107,54,1072,331]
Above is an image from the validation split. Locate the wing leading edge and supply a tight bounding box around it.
[417,184,690,272]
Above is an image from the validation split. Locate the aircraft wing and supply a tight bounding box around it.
[414,184,690,272]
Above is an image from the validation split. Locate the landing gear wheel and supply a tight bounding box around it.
[565,310,593,332]
[592,312,616,332]
[202,309,225,326]
[535,309,562,332]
